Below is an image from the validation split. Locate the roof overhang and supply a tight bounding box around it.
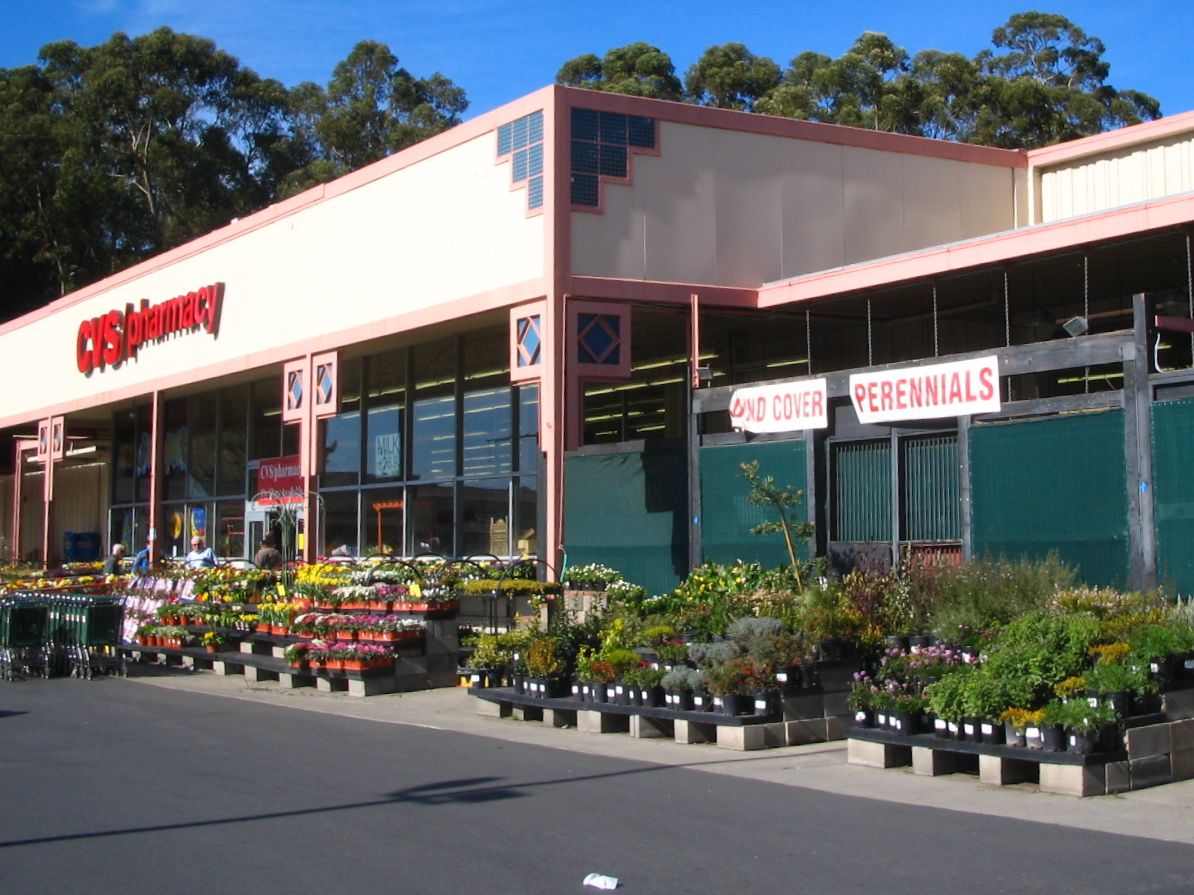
[758,191,1194,309]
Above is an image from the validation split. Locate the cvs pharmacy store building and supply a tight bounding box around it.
[4,87,1194,595]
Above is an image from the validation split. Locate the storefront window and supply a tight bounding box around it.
[162,506,187,558]
[189,395,216,498]
[163,398,187,501]
[112,412,135,504]
[460,478,509,556]
[321,490,359,556]
[518,384,539,475]
[135,404,152,502]
[463,330,511,477]
[320,358,362,488]
[214,499,244,557]
[218,385,248,496]
[515,476,539,557]
[361,486,404,556]
[365,352,405,484]
[250,377,283,460]
[412,340,457,481]
[408,483,454,556]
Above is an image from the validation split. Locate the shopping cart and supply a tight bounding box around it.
[46,594,126,679]
[0,594,49,680]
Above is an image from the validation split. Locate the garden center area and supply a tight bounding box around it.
[5,541,1194,797]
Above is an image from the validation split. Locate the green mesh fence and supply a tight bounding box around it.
[699,439,808,567]
[970,410,1128,587]
[1152,398,1194,597]
[563,444,688,596]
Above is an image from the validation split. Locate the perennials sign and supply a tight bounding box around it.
[849,355,1000,424]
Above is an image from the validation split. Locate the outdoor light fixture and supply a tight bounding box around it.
[1063,316,1089,337]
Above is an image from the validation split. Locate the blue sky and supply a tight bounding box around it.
[4,1,1193,121]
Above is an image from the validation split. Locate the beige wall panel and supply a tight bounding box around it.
[2,132,543,422]
[780,141,847,277]
[712,135,786,285]
[841,150,904,264]
[573,120,1017,286]
[899,154,963,249]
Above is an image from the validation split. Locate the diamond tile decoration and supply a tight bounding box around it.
[517,315,542,367]
[287,369,304,411]
[578,313,620,365]
[316,362,334,406]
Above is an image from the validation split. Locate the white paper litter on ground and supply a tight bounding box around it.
[583,872,619,890]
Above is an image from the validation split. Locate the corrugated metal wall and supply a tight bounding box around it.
[1152,398,1194,596]
[563,445,688,596]
[699,439,807,566]
[970,410,1129,586]
[1038,134,1194,223]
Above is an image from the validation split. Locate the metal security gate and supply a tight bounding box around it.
[829,432,961,570]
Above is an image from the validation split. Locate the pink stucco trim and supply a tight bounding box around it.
[758,192,1194,308]
[1027,110,1194,169]
[569,275,758,308]
[556,86,1026,169]
[0,277,549,429]
[0,88,557,337]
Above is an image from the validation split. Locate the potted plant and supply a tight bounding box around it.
[465,634,506,688]
[525,636,565,699]
[705,656,770,716]
[847,671,879,728]
[661,665,699,711]
[623,664,666,707]
[200,631,225,653]
[925,668,971,739]
[999,707,1037,747]
[1049,698,1118,755]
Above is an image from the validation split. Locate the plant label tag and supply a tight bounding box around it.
[981,723,993,735]
[755,699,768,711]
[893,718,902,731]
[1088,697,1099,708]
[963,723,975,736]
[1026,727,1040,739]
[409,582,422,598]
[776,672,789,683]
[856,711,867,723]
[934,719,946,731]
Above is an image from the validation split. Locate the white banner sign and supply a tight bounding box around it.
[850,355,1000,424]
[729,378,828,433]
[374,433,401,477]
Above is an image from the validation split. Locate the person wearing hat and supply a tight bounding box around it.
[185,535,217,568]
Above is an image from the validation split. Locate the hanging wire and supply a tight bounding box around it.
[1186,231,1193,362]
[1083,253,1090,394]
[805,309,812,374]
[932,283,939,357]
[1003,270,1010,347]
[867,299,873,366]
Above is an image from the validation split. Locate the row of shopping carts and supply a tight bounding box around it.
[0,592,125,680]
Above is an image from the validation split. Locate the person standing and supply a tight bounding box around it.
[102,543,127,575]
[185,535,217,568]
[253,534,283,570]
[132,539,153,574]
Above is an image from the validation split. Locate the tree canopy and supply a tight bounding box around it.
[0,12,1165,321]
[0,29,465,319]
[558,11,1159,146]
